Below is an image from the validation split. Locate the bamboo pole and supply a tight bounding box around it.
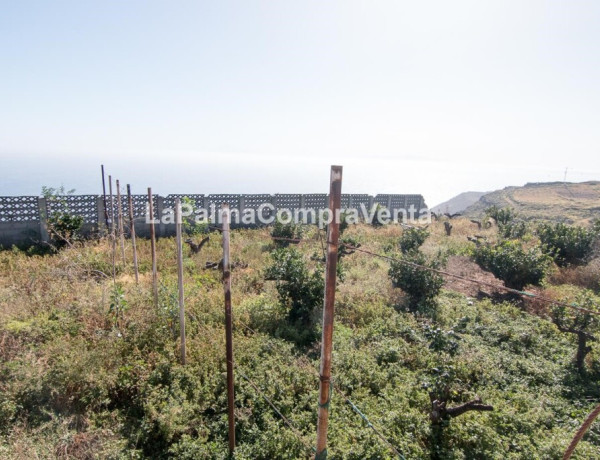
[109,175,116,283]
[100,165,109,230]
[222,203,236,455]
[175,199,186,365]
[148,188,158,307]
[315,165,343,459]
[127,184,139,284]
[116,180,126,264]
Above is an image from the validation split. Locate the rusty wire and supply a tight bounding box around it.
[258,233,600,317]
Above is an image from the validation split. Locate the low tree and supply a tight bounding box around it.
[424,365,493,460]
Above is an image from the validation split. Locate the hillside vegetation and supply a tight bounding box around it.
[0,217,599,459]
[464,181,600,224]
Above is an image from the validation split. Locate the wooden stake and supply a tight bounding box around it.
[116,180,126,264]
[127,184,139,284]
[148,188,158,307]
[100,165,109,230]
[222,203,236,455]
[108,175,115,236]
[109,175,116,283]
[315,165,343,459]
[175,199,186,365]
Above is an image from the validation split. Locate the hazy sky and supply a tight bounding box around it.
[1,0,599,206]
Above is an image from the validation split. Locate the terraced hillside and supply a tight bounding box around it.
[464,181,600,224]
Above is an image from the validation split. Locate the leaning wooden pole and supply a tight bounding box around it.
[116,180,126,264]
[563,402,600,459]
[222,203,236,455]
[315,165,343,459]
[148,188,158,307]
[175,199,186,365]
[127,184,139,284]
[100,165,109,229]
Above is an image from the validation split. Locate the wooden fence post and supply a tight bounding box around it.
[109,176,116,282]
[108,175,115,236]
[315,166,343,459]
[100,165,109,230]
[116,180,126,264]
[175,199,186,365]
[148,188,158,307]
[127,185,139,284]
[222,203,236,455]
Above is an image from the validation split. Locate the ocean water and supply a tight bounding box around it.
[0,151,594,207]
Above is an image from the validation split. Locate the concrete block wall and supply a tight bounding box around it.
[0,193,427,247]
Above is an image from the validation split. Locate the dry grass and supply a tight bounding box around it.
[548,258,600,292]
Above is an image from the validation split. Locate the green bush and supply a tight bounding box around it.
[485,205,516,226]
[473,240,551,290]
[389,251,445,313]
[264,248,324,326]
[47,212,84,246]
[538,222,598,267]
[399,227,429,254]
[423,324,460,355]
[42,186,84,248]
[498,220,529,240]
[270,213,303,248]
[180,196,208,236]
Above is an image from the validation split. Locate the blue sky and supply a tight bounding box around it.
[1,0,599,206]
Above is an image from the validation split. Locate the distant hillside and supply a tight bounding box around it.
[432,191,487,215]
[464,181,600,224]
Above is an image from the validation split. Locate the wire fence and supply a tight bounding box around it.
[101,208,598,457]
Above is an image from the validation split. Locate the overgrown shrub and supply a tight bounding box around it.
[399,227,429,254]
[180,196,208,236]
[42,186,84,248]
[389,251,445,313]
[264,248,324,326]
[423,324,460,355]
[108,284,129,328]
[473,240,551,290]
[498,220,529,240]
[538,222,598,267]
[485,205,515,226]
[270,213,303,247]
